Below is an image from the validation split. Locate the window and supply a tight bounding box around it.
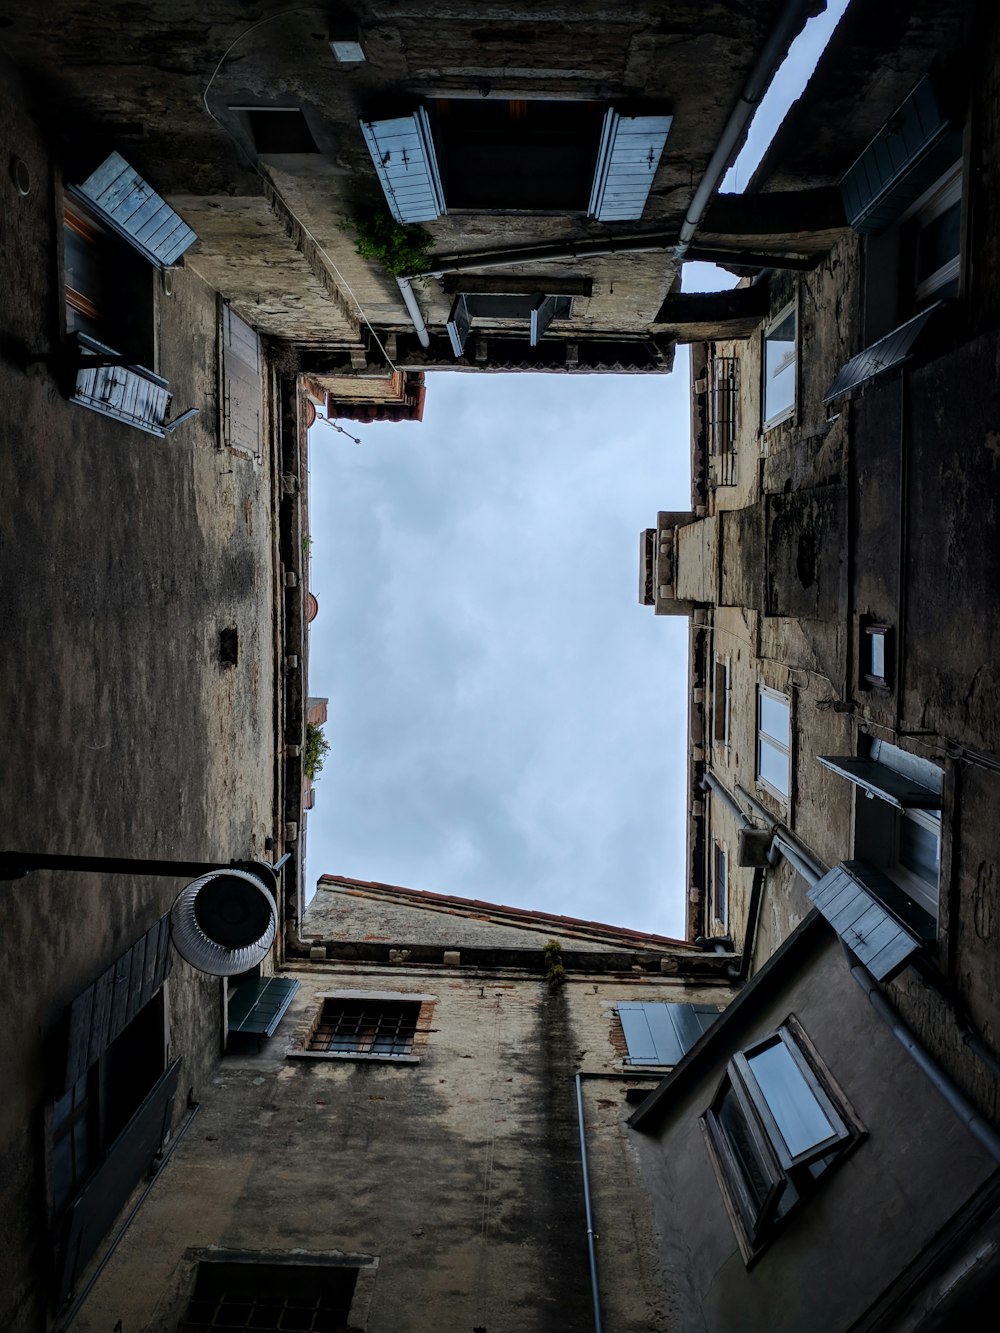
[446,292,572,356]
[763,305,796,429]
[64,200,155,366]
[713,844,728,931]
[178,1261,358,1332]
[908,160,963,306]
[710,356,739,485]
[861,623,893,688]
[757,687,791,800]
[221,305,263,456]
[702,1017,862,1263]
[618,1002,720,1066]
[230,106,320,154]
[307,998,420,1059]
[712,655,730,748]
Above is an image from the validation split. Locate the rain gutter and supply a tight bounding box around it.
[395,276,430,348]
[674,0,820,260]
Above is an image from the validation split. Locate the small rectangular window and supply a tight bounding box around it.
[710,356,739,485]
[757,687,791,800]
[862,623,892,688]
[178,1261,359,1332]
[702,1017,862,1263]
[713,844,728,930]
[713,656,730,747]
[763,304,796,429]
[307,998,420,1059]
[231,106,319,154]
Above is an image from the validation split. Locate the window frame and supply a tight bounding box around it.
[702,1015,863,1265]
[762,302,797,431]
[712,842,728,931]
[712,653,731,750]
[756,685,791,802]
[861,622,893,689]
[903,159,963,307]
[710,354,739,486]
[288,990,432,1065]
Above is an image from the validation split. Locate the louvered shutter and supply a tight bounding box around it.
[447,295,472,357]
[71,152,197,267]
[359,109,445,223]
[807,861,930,980]
[619,1002,720,1065]
[816,755,941,809]
[228,977,300,1036]
[529,295,572,345]
[589,108,672,222]
[839,79,958,234]
[222,306,262,453]
[69,333,171,436]
[824,306,938,402]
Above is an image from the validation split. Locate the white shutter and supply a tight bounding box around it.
[359,109,445,224]
[588,108,672,222]
[72,152,197,267]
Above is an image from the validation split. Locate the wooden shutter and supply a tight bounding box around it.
[222,306,262,454]
[529,295,571,346]
[824,306,938,402]
[588,108,672,222]
[446,295,471,357]
[228,977,300,1036]
[53,1059,180,1305]
[816,755,941,809]
[69,333,171,436]
[71,152,197,267]
[359,109,445,224]
[619,1002,719,1065]
[806,862,927,980]
[839,79,957,234]
[62,916,172,1094]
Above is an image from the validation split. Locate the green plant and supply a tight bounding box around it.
[304,722,330,780]
[302,533,312,559]
[543,939,567,993]
[340,209,434,278]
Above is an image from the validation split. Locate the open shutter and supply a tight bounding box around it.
[446,295,472,357]
[62,915,172,1094]
[359,109,445,224]
[619,1002,719,1065]
[839,78,958,234]
[71,152,197,267]
[69,333,171,436]
[228,977,300,1036]
[529,295,571,345]
[588,108,672,222]
[824,306,938,402]
[807,861,929,979]
[816,755,941,809]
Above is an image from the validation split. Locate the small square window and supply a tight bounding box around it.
[307,998,420,1059]
[763,304,796,429]
[702,1017,863,1263]
[757,686,791,800]
[862,623,893,688]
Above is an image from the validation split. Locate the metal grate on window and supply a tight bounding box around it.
[179,1262,357,1332]
[710,357,739,486]
[308,999,420,1057]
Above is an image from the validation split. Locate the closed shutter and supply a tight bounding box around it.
[839,78,956,234]
[806,861,929,980]
[823,306,938,402]
[619,1002,719,1065]
[359,109,445,224]
[222,306,262,454]
[588,108,672,222]
[53,1059,180,1305]
[816,755,941,809]
[228,977,300,1036]
[446,295,472,357]
[71,152,197,267]
[62,915,172,1094]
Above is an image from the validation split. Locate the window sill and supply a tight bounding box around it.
[286,1050,420,1065]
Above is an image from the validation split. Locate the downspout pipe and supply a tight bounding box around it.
[700,772,750,828]
[767,832,825,886]
[575,1072,604,1333]
[395,275,430,348]
[844,944,1000,1165]
[674,0,819,259]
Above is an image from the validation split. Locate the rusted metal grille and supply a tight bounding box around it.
[179,1262,356,1331]
[711,356,739,486]
[308,999,419,1057]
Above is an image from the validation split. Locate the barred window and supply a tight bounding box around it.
[308,998,420,1058]
[710,356,739,486]
[179,1261,357,1331]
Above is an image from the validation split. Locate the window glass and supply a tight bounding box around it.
[714,846,728,926]
[758,691,790,745]
[899,813,940,885]
[764,307,796,425]
[746,1040,834,1157]
[717,1084,775,1215]
[869,632,886,680]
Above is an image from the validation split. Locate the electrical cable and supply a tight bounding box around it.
[200,7,399,371]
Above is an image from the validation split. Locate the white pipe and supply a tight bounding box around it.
[395,275,430,348]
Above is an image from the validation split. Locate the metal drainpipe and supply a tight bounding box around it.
[767,831,826,886]
[700,772,750,828]
[735,783,778,829]
[395,275,430,348]
[575,1072,604,1333]
[674,0,819,259]
[844,944,1000,1165]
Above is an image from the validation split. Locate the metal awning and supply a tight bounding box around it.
[228,976,300,1036]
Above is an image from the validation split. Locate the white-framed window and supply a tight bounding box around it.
[757,686,791,800]
[702,1016,863,1265]
[861,623,893,689]
[763,303,796,430]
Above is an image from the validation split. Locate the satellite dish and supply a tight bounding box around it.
[170,865,278,976]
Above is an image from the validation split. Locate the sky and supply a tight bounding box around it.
[302,0,851,937]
